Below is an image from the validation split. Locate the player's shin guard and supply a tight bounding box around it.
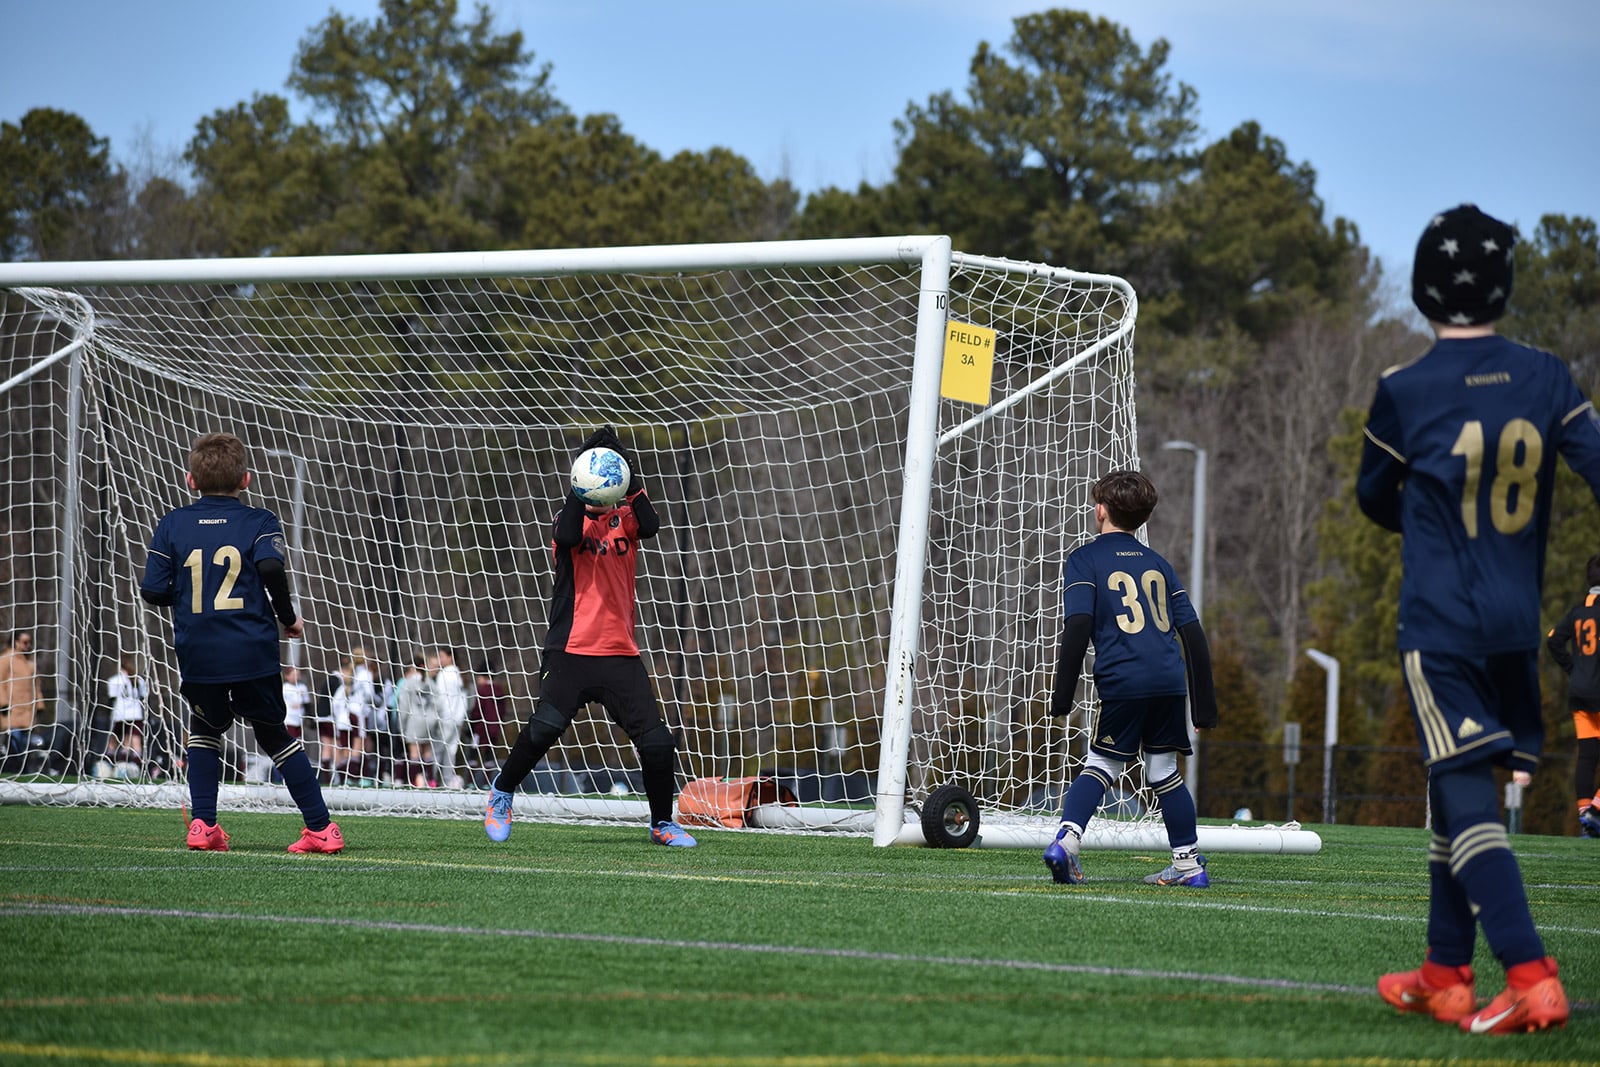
[186,732,224,825]
[258,728,331,832]
[1150,770,1199,851]
[1449,820,1544,967]
[634,723,679,826]
[1575,737,1599,809]
[1426,833,1475,966]
[1061,764,1114,832]
[1433,764,1545,968]
[492,703,565,795]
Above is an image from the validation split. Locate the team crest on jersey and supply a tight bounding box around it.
[272,534,287,554]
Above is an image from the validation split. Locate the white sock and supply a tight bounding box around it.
[1172,845,1200,871]
[1057,821,1084,856]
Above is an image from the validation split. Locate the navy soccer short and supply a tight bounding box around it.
[180,675,287,733]
[538,650,663,741]
[1088,693,1191,760]
[1400,648,1541,770]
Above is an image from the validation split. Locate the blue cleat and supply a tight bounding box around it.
[1580,807,1600,839]
[1043,827,1085,884]
[1144,855,1209,887]
[484,787,514,842]
[651,820,697,847]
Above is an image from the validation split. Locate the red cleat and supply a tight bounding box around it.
[287,821,345,854]
[1460,958,1569,1035]
[1378,962,1475,1024]
[186,818,231,852]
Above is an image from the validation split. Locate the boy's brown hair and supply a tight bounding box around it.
[1093,469,1158,532]
[1586,552,1600,588]
[188,432,248,494]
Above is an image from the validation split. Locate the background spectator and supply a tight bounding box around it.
[0,630,45,763]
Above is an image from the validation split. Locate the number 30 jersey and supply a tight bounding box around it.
[141,494,287,682]
[1358,334,1600,655]
[1062,531,1198,700]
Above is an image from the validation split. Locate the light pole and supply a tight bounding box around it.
[1161,440,1206,799]
[1305,648,1340,825]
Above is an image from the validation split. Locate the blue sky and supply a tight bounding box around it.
[1,0,1595,284]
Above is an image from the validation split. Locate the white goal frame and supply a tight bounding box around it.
[0,237,1319,856]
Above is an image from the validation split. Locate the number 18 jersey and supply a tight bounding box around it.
[1358,335,1600,655]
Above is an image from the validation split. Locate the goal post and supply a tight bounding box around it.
[0,238,1318,855]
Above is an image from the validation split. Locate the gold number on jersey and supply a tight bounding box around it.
[1108,569,1170,634]
[182,546,246,613]
[1449,418,1543,538]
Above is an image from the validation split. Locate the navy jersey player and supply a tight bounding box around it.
[140,432,343,854]
[1043,470,1219,887]
[1364,205,1600,1034]
[483,426,696,848]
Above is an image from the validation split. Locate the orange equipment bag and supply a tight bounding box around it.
[676,775,798,828]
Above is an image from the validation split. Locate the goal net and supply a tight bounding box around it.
[0,238,1313,853]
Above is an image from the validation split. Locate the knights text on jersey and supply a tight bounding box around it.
[547,503,644,656]
[1358,335,1600,654]
[140,494,288,683]
[1062,531,1198,700]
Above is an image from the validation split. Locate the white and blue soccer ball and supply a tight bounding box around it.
[571,446,630,507]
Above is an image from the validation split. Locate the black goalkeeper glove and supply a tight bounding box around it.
[578,425,622,455]
[577,425,642,494]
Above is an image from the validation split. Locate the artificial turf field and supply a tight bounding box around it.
[0,805,1595,1066]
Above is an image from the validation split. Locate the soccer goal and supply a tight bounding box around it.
[0,237,1316,855]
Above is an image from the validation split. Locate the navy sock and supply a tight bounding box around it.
[1151,771,1199,850]
[1425,833,1475,966]
[1449,823,1545,967]
[186,739,222,825]
[276,750,331,831]
[1432,764,1546,968]
[1061,765,1112,831]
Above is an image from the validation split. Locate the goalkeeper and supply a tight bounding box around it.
[483,426,696,847]
[1044,469,1218,887]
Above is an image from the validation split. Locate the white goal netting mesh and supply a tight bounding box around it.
[0,246,1147,838]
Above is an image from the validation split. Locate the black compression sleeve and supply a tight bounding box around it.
[1177,619,1219,729]
[1051,614,1093,717]
[256,557,298,627]
[629,489,660,540]
[140,588,174,608]
[553,490,587,548]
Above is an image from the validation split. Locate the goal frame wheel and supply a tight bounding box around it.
[920,783,981,848]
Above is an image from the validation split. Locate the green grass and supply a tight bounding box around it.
[0,807,1595,1066]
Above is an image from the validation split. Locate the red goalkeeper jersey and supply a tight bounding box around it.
[545,495,651,656]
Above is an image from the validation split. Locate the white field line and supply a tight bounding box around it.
[2,900,1368,997]
[4,837,1600,940]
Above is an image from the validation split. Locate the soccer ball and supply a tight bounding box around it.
[571,446,630,507]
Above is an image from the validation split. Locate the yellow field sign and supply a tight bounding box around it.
[940,321,996,405]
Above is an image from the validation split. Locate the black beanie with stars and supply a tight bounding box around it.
[1411,204,1516,326]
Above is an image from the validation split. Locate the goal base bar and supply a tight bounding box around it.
[0,781,1322,853]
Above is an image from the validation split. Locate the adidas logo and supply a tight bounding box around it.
[1457,717,1483,739]
[1100,735,1115,745]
